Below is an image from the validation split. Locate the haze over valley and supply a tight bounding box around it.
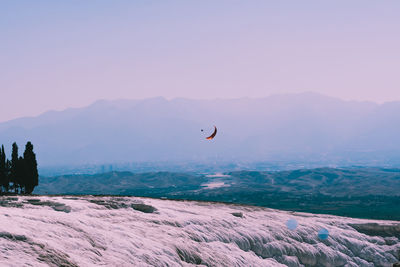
[2,93,400,169]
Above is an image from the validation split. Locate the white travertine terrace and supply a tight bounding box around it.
[0,196,399,267]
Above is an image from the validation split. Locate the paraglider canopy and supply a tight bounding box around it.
[206,126,217,140]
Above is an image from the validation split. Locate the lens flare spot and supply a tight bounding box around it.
[286,219,298,230]
[318,228,329,240]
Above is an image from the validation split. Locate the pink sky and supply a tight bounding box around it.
[1,1,400,122]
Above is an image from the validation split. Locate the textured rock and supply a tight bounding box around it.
[0,196,399,266]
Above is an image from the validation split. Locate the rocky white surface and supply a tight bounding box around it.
[0,196,399,267]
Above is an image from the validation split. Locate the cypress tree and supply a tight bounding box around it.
[10,142,19,193]
[23,142,38,194]
[0,145,6,193]
[5,159,11,193]
[17,156,25,194]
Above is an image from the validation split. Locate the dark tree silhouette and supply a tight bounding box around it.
[0,145,7,193]
[17,156,25,193]
[0,142,39,195]
[23,142,39,194]
[10,142,19,193]
[5,159,11,192]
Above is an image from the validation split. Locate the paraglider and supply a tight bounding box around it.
[205,126,217,140]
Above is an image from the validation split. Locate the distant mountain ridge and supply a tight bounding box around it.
[1,93,400,166]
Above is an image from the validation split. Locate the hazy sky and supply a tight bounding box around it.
[1,1,400,122]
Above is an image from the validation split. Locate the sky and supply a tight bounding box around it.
[1,1,400,122]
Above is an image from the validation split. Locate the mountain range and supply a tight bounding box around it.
[1,92,400,167]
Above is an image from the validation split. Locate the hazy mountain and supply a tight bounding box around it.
[0,196,399,266]
[1,92,400,167]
